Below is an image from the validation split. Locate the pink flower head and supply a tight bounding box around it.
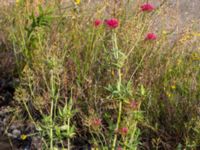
[94,19,102,27]
[92,118,102,127]
[130,100,138,109]
[117,147,123,150]
[119,127,128,136]
[104,18,119,29]
[141,3,155,12]
[145,33,157,40]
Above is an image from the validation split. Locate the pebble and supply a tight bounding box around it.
[32,136,42,149]
[12,129,21,138]
[3,118,7,125]
[7,133,13,138]
[10,124,17,130]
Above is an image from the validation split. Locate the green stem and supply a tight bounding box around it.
[112,100,123,150]
[112,68,122,149]
[117,69,122,91]
[50,99,54,150]
[23,77,38,128]
[50,71,56,150]
[111,32,123,150]
[22,100,37,126]
[67,117,71,150]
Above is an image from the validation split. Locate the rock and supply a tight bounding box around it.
[10,124,17,130]
[10,122,23,130]
[2,118,7,125]
[12,129,21,138]
[7,133,13,138]
[31,136,43,150]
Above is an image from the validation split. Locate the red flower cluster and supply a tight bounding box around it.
[93,18,119,29]
[94,19,102,27]
[119,127,128,136]
[146,33,157,40]
[104,18,119,29]
[93,5,157,41]
[91,118,102,127]
[141,3,155,12]
[130,100,138,109]
[117,147,123,150]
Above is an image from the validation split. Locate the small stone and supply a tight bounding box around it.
[3,118,7,125]
[10,124,17,130]
[32,136,42,149]
[12,129,21,137]
[7,133,13,138]
[0,120,3,125]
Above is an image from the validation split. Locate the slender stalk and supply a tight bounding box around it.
[67,91,73,150]
[128,48,148,82]
[67,117,71,150]
[50,97,54,150]
[117,69,122,91]
[112,32,123,150]
[50,71,56,150]
[112,100,122,150]
[23,77,38,128]
[22,100,37,127]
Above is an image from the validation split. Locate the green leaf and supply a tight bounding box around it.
[60,125,68,131]
[140,84,146,96]
[55,126,61,137]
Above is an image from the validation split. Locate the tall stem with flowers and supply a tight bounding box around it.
[111,32,123,150]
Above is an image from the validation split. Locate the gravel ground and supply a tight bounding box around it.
[154,0,200,20]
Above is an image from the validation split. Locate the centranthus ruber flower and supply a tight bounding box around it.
[92,118,102,127]
[130,100,138,110]
[117,147,123,150]
[104,18,119,29]
[141,3,155,12]
[119,127,128,136]
[145,33,157,40]
[94,19,102,27]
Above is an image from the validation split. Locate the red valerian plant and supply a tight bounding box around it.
[119,127,128,136]
[145,33,157,40]
[94,19,102,27]
[91,118,102,127]
[141,3,155,12]
[130,100,138,110]
[104,18,119,29]
[117,147,123,150]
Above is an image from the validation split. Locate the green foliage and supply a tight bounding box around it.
[106,82,133,102]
